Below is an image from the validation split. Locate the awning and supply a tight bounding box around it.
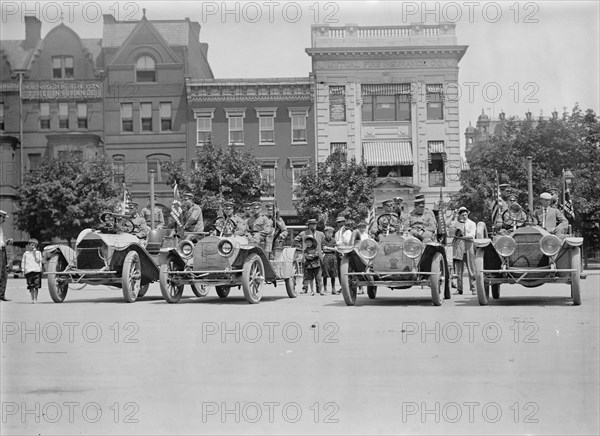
[428,141,447,163]
[361,84,411,96]
[363,141,412,166]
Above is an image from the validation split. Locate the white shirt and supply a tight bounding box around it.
[449,218,477,239]
[22,250,42,274]
[335,226,352,246]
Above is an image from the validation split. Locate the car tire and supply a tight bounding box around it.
[340,256,357,306]
[285,259,301,298]
[571,247,581,306]
[216,286,230,298]
[159,258,184,303]
[138,284,150,298]
[475,249,489,306]
[48,255,68,303]
[491,284,500,300]
[191,284,209,297]
[122,251,141,303]
[430,252,445,306]
[367,286,377,299]
[242,253,264,304]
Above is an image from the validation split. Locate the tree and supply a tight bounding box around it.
[161,143,264,224]
[15,156,120,243]
[295,150,378,227]
[455,105,600,248]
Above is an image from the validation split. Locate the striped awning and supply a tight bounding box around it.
[363,141,413,166]
[361,84,411,96]
[426,84,444,93]
[428,141,445,154]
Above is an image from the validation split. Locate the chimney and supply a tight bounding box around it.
[525,110,532,121]
[24,15,41,49]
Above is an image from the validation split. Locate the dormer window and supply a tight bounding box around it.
[52,56,74,79]
[136,55,156,82]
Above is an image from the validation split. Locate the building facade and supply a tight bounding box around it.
[306,23,468,213]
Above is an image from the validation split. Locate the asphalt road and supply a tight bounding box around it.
[1,273,599,435]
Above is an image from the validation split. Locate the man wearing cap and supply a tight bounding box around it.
[294,219,325,294]
[334,216,352,248]
[141,195,165,229]
[494,194,527,234]
[128,202,149,239]
[548,187,563,211]
[247,202,273,248]
[448,206,476,295]
[241,202,252,227]
[181,193,204,235]
[0,210,13,301]
[214,201,247,237]
[370,198,408,240]
[409,196,438,243]
[533,192,568,236]
[265,203,288,255]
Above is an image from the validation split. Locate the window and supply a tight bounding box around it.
[140,103,152,132]
[361,84,412,122]
[330,142,347,156]
[136,55,156,82]
[373,164,413,183]
[289,159,309,200]
[160,102,172,131]
[52,56,74,78]
[196,117,212,145]
[0,103,4,130]
[28,154,41,172]
[429,153,445,187]
[229,116,244,144]
[329,85,346,122]
[113,155,125,184]
[146,154,170,182]
[40,103,50,129]
[121,103,133,132]
[58,102,69,129]
[260,164,276,198]
[426,84,444,120]
[256,108,276,144]
[289,108,309,143]
[77,103,87,129]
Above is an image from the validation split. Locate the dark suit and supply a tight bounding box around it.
[533,206,568,235]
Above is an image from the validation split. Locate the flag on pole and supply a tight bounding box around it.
[437,188,447,242]
[564,185,575,222]
[491,172,501,225]
[121,183,132,214]
[367,201,376,234]
[170,183,182,227]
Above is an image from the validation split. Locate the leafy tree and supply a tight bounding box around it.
[455,105,600,251]
[161,143,264,224]
[15,156,120,243]
[295,150,378,227]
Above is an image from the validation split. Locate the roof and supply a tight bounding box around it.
[103,20,194,48]
[0,40,42,71]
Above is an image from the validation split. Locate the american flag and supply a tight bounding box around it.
[564,186,575,222]
[121,183,133,214]
[437,188,447,242]
[491,172,501,225]
[367,201,376,233]
[170,183,182,227]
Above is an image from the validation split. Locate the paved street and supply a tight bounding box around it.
[1,273,599,435]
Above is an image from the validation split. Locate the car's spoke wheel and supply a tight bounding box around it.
[475,249,489,306]
[367,286,377,299]
[216,286,230,298]
[285,259,301,298]
[430,252,446,306]
[48,255,69,303]
[242,254,264,304]
[571,247,581,305]
[191,284,209,297]
[159,258,184,303]
[491,284,500,299]
[138,284,150,298]
[340,256,357,306]
[122,251,141,303]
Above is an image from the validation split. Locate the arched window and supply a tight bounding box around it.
[136,55,156,82]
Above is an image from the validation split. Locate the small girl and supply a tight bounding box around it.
[21,238,43,303]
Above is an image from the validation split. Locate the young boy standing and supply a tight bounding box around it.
[303,236,323,296]
[21,238,43,303]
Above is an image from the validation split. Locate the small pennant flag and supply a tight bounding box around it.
[170,183,182,227]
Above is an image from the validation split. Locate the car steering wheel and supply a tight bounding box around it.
[377,213,395,228]
[119,218,135,233]
[216,218,238,236]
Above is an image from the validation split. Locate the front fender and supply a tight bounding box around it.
[44,244,76,266]
[158,247,186,269]
[563,236,584,248]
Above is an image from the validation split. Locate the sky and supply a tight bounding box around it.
[1,0,599,155]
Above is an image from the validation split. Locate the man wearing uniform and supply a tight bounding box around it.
[247,202,273,247]
[241,202,252,227]
[494,194,528,234]
[141,194,165,229]
[370,198,408,240]
[181,192,204,236]
[266,203,288,252]
[499,183,511,213]
[128,202,149,239]
[408,195,437,243]
[214,201,246,236]
[533,192,568,236]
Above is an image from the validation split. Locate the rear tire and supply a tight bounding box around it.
[138,284,149,298]
[367,286,377,299]
[475,249,489,306]
[191,284,209,297]
[491,284,500,300]
[285,259,300,298]
[216,286,231,298]
[571,247,581,305]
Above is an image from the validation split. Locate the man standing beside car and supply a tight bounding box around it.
[0,210,13,301]
[448,206,477,295]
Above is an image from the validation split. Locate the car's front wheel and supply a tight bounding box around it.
[122,251,141,303]
[48,255,69,303]
[159,258,184,303]
[430,252,446,306]
[285,259,301,298]
[475,249,489,306]
[340,256,357,306]
[242,254,264,304]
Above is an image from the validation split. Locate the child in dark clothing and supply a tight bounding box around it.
[321,226,338,295]
[303,236,323,296]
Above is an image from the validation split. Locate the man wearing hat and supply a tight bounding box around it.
[241,202,252,227]
[247,202,273,248]
[334,216,352,249]
[548,187,563,211]
[127,201,149,239]
[214,200,246,237]
[265,202,288,250]
[408,196,438,242]
[141,195,165,229]
[494,194,527,234]
[0,210,13,301]
[498,184,511,211]
[294,218,325,294]
[533,192,568,236]
[448,206,476,295]
[370,198,408,240]
[181,192,204,235]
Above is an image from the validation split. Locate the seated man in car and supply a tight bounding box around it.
[214,201,247,237]
[494,194,528,235]
[533,192,568,236]
[128,202,149,240]
[408,196,437,243]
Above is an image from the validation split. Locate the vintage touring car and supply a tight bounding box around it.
[158,233,302,304]
[339,217,451,306]
[473,223,585,305]
[45,212,165,303]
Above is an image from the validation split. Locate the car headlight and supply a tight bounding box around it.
[540,234,561,257]
[357,239,378,260]
[217,239,235,258]
[494,235,516,257]
[403,237,423,259]
[177,240,194,259]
